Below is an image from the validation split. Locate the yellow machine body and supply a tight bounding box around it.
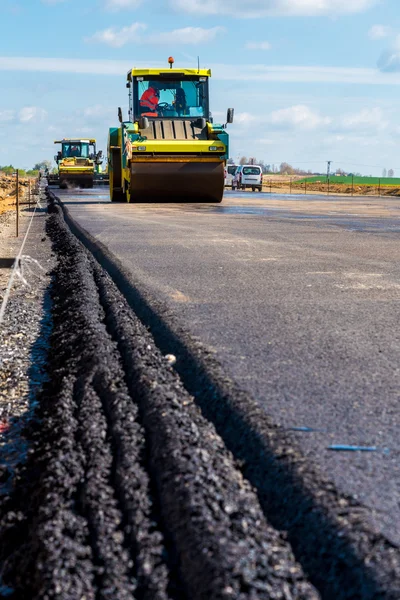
[108,62,233,203]
[54,139,102,188]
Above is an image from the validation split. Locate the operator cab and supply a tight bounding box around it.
[131,74,209,121]
[54,139,97,162]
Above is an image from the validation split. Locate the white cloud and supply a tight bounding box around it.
[233,106,331,131]
[245,41,271,50]
[148,26,224,45]
[368,25,392,40]
[85,22,146,48]
[83,105,114,119]
[170,0,377,17]
[339,107,388,132]
[235,105,389,139]
[104,0,142,10]
[4,57,400,86]
[235,112,257,125]
[269,105,332,129]
[86,24,223,47]
[0,110,15,122]
[18,106,47,123]
[378,35,400,72]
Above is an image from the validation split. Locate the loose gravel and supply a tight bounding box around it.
[0,193,320,598]
[0,189,53,499]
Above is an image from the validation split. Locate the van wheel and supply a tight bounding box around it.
[252,186,255,192]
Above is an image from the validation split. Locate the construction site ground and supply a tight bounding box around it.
[249,175,400,196]
[0,185,399,598]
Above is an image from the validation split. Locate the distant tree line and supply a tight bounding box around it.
[230,158,395,178]
[0,160,54,178]
[229,158,316,176]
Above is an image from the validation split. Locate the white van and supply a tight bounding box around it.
[232,165,263,191]
[225,164,238,186]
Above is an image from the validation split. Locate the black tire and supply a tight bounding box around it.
[110,147,127,202]
[252,186,255,192]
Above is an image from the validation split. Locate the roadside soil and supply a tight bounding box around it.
[257,175,400,197]
[0,174,32,216]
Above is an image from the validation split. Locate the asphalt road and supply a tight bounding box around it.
[56,187,400,547]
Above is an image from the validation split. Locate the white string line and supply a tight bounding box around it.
[0,183,43,325]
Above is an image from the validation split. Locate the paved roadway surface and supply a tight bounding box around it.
[56,187,400,547]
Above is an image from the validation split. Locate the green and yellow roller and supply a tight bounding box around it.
[108,57,234,203]
[53,138,103,189]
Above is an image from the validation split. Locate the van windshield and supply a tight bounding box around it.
[243,167,261,175]
[227,165,237,175]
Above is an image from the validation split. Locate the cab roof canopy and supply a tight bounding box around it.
[54,139,96,144]
[127,67,211,81]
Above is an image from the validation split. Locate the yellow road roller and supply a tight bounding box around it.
[53,139,103,188]
[108,57,234,203]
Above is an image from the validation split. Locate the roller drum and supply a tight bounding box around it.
[130,161,224,203]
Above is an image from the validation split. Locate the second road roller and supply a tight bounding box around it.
[53,139,104,188]
[108,57,234,203]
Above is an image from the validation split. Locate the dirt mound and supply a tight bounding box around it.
[0,174,30,216]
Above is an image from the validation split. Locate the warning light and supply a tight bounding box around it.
[168,56,174,69]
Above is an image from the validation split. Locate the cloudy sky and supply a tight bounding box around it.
[1,0,400,174]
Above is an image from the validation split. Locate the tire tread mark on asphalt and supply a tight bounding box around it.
[56,192,400,599]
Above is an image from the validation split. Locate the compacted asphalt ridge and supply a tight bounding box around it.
[0,192,321,599]
[0,188,399,599]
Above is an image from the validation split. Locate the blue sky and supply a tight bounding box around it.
[1,0,400,175]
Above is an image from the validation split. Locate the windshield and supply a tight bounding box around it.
[62,143,90,158]
[243,167,261,175]
[135,77,208,119]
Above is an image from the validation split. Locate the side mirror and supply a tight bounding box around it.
[118,107,123,123]
[126,82,130,88]
[226,108,234,124]
[196,118,206,129]
[139,116,149,130]
[54,155,58,162]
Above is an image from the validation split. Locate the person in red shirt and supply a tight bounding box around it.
[140,82,160,116]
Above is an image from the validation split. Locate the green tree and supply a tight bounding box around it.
[0,165,15,175]
[33,160,52,172]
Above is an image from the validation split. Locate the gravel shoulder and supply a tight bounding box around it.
[0,188,54,496]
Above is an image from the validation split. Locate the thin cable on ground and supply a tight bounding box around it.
[0,182,43,325]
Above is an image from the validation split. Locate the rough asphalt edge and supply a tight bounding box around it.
[44,196,321,598]
[0,195,320,599]
[53,189,400,600]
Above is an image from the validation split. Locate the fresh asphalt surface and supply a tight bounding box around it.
[56,187,400,547]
